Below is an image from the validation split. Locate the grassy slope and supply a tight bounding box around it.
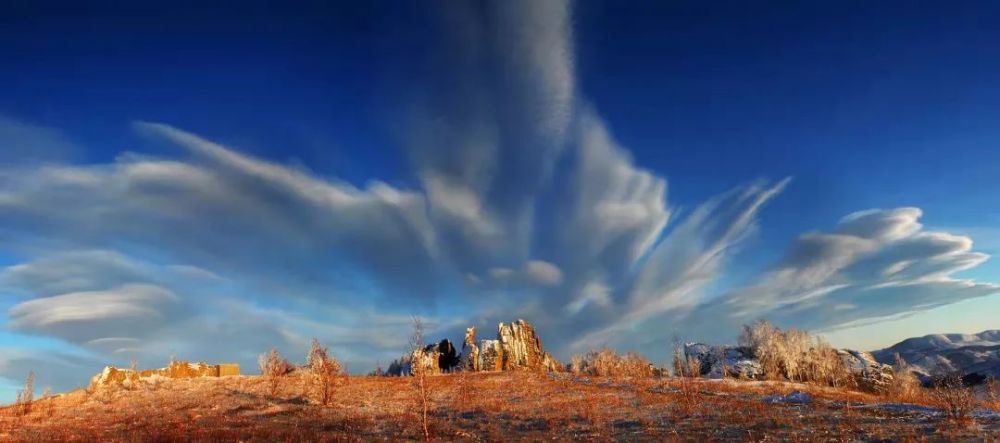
[1,371,997,441]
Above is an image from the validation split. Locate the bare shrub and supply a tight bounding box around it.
[410,316,430,441]
[125,359,140,391]
[570,348,656,377]
[670,337,702,378]
[985,376,999,409]
[740,320,782,378]
[671,341,686,377]
[802,342,855,388]
[885,353,921,402]
[258,348,292,397]
[739,320,854,387]
[930,374,976,422]
[41,387,54,418]
[685,356,702,378]
[306,338,343,406]
[14,370,34,416]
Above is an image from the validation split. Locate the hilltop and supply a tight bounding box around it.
[2,369,998,441]
[2,320,1000,441]
[873,330,1000,383]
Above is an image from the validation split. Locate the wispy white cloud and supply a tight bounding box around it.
[676,207,999,344]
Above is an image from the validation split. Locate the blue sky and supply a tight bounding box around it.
[1,1,998,400]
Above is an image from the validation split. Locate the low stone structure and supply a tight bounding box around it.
[90,360,240,388]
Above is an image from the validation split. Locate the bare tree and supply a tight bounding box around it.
[15,370,35,416]
[258,348,292,398]
[886,353,920,401]
[307,338,343,406]
[410,316,430,441]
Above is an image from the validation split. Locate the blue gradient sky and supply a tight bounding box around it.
[1,1,997,400]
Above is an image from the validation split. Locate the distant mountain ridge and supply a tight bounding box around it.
[872,330,1000,383]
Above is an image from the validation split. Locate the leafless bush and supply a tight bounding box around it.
[930,374,976,422]
[570,348,656,377]
[410,316,430,441]
[885,353,921,402]
[258,348,292,397]
[14,370,34,416]
[307,338,343,406]
[739,320,853,387]
[985,376,999,409]
[124,359,140,391]
[41,387,54,418]
[670,337,702,378]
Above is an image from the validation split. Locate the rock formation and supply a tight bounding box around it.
[435,339,460,371]
[682,343,763,379]
[461,327,481,371]
[387,319,562,375]
[838,349,894,392]
[90,360,240,388]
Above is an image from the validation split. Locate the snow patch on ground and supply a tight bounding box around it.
[762,390,813,404]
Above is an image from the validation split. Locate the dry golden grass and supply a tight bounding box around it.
[1,370,997,441]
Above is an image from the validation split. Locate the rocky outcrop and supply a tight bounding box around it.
[387,319,562,375]
[466,319,561,372]
[461,327,481,371]
[498,320,554,371]
[435,339,460,372]
[838,349,894,392]
[682,343,763,379]
[90,361,240,388]
[387,339,462,376]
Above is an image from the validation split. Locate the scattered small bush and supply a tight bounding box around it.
[570,348,657,377]
[14,370,34,416]
[930,373,976,422]
[985,376,999,410]
[307,338,343,405]
[410,316,430,441]
[886,353,921,402]
[258,348,292,397]
[671,339,702,378]
[739,320,854,387]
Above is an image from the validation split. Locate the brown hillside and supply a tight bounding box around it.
[2,370,997,441]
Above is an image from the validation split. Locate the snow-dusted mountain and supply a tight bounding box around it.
[872,330,1000,382]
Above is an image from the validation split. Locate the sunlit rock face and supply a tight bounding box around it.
[498,320,547,371]
[461,327,481,371]
[479,339,502,371]
[481,319,562,372]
